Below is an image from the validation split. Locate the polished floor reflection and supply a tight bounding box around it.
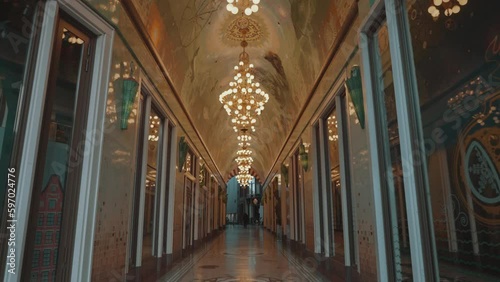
[159,226,333,281]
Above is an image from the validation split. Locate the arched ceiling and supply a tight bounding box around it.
[129,0,358,183]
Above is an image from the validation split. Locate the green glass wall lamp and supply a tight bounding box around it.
[345,65,366,129]
[178,136,189,172]
[120,62,139,130]
[299,141,309,172]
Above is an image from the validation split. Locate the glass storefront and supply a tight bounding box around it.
[0,0,40,213]
[407,0,500,279]
[374,22,414,280]
[142,107,162,260]
[325,107,345,259]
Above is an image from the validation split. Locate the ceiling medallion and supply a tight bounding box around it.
[224,16,264,43]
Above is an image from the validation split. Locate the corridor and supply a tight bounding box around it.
[1,0,500,281]
[159,226,334,282]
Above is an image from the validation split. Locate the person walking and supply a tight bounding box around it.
[243,213,249,228]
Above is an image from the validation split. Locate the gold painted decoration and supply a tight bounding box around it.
[220,16,268,47]
[453,92,500,226]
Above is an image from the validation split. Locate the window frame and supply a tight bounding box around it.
[359,0,439,280]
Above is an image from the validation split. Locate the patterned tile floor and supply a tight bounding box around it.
[159,225,331,282]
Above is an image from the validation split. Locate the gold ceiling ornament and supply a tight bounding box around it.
[428,0,468,19]
[225,16,263,42]
[219,39,269,133]
[226,0,261,16]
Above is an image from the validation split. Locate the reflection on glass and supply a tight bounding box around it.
[326,108,344,258]
[0,0,40,216]
[407,0,500,279]
[374,22,412,280]
[31,27,85,281]
[142,109,161,260]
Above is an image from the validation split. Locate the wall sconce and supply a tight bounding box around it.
[280,164,289,187]
[299,141,309,172]
[346,65,365,129]
[120,62,139,130]
[178,136,189,172]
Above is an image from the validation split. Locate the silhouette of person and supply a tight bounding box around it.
[243,213,249,228]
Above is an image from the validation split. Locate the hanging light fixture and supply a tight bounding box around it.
[236,173,253,187]
[427,0,468,19]
[219,34,269,133]
[148,115,161,141]
[234,128,254,187]
[327,115,338,142]
[226,0,261,16]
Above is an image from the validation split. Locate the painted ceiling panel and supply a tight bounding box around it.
[129,0,358,182]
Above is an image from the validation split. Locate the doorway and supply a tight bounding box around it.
[22,15,95,281]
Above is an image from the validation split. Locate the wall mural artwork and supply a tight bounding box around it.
[180,0,222,47]
[465,140,500,205]
[449,92,500,273]
[455,93,500,226]
[220,15,269,47]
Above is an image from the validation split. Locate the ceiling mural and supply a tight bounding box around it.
[128,0,358,182]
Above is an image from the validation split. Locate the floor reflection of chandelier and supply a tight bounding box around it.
[226,0,260,16]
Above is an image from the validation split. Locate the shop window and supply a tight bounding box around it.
[407,0,500,278]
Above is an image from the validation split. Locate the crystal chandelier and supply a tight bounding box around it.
[226,0,261,16]
[327,115,338,142]
[219,41,269,133]
[236,148,253,171]
[236,173,253,187]
[428,0,468,19]
[148,115,160,141]
[234,128,254,187]
[237,128,252,147]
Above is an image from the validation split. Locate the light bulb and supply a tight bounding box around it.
[251,5,258,12]
[245,8,252,15]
